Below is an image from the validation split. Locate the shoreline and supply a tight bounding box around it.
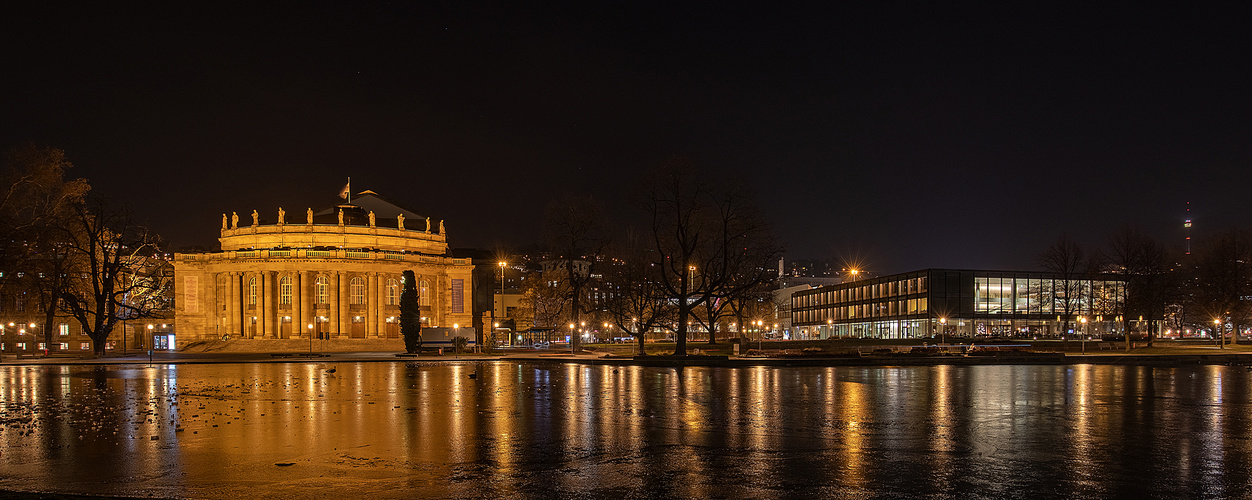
[3,350,1252,368]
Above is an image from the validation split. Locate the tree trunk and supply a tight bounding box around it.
[674,304,689,356]
[637,333,645,355]
[1061,319,1070,349]
[1125,318,1132,351]
[91,332,106,357]
[43,309,55,353]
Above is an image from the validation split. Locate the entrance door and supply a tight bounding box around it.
[385,319,399,338]
[315,318,329,339]
[280,317,292,339]
[351,317,366,338]
[248,318,257,339]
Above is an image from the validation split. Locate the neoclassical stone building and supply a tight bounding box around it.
[173,191,474,347]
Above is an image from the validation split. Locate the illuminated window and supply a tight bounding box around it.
[279,276,292,305]
[59,343,68,350]
[350,277,365,305]
[420,279,430,307]
[80,342,89,350]
[315,276,329,304]
[59,324,69,336]
[386,279,398,305]
[248,276,257,305]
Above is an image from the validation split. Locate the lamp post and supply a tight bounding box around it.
[1080,316,1088,354]
[498,261,506,345]
[569,323,575,353]
[940,317,947,346]
[1215,318,1223,349]
[308,323,314,355]
[757,320,764,351]
[826,318,833,340]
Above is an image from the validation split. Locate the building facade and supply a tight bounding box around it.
[792,269,1129,340]
[173,192,474,348]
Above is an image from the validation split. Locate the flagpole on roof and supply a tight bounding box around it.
[347,177,351,204]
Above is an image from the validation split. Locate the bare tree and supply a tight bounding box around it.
[57,198,170,356]
[543,194,608,352]
[643,158,781,356]
[1103,226,1172,349]
[1190,229,1252,347]
[0,145,90,350]
[603,230,673,354]
[1038,235,1091,346]
[518,270,568,341]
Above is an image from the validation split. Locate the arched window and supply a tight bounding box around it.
[248,276,257,305]
[279,276,292,305]
[420,279,430,307]
[386,278,398,305]
[350,277,365,305]
[315,276,329,304]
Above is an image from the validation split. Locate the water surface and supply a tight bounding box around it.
[1,362,1250,498]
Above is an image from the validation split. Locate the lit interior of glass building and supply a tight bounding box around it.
[791,269,1129,340]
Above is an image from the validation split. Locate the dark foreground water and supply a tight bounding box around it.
[2,362,1251,499]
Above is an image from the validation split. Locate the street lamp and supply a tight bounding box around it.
[940,317,947,346]
[826,318,832,340]
[498,261,506,344]
[756,320,764,350]
[1215,318,1223,349]
[307,323,314,354]
[1080,316,1088,354]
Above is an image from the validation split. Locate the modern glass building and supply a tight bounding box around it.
[791,269,1127,340]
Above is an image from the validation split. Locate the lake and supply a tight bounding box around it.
[1,362,1250,498]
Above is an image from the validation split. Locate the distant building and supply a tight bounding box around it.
[792,269,1130,340]
[173,190,474,348]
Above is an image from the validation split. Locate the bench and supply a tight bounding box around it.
[1098,342,1114,350]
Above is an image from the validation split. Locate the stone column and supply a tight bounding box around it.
[376,273,386,337]
[338,272,350,336]
[227,272,239,336]
[206,272,218,341]
[297,271,309,338]
[258,271,270,338]
[366,273,377,337]
[332,272,342,337]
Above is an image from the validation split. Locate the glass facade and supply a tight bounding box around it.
[791,269,1127,340]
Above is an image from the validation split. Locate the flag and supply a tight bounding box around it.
[338,182,350,200]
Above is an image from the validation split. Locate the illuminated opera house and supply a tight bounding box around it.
[173,190,474,349]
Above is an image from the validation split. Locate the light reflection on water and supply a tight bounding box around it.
[1,363,1251,498]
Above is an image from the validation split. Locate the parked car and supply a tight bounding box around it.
[533,341,550,349]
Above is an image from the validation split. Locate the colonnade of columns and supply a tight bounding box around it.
[218,270,410,339]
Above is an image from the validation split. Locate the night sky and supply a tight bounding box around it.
[3,2,1248,273]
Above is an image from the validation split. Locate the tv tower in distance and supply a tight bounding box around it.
[1184,201,1192,255]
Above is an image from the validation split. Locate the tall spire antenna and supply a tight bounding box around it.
[1184,201,1192,255]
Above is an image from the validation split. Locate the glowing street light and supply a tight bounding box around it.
[1215,318,1223,349]
[1080,316,1088,354]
